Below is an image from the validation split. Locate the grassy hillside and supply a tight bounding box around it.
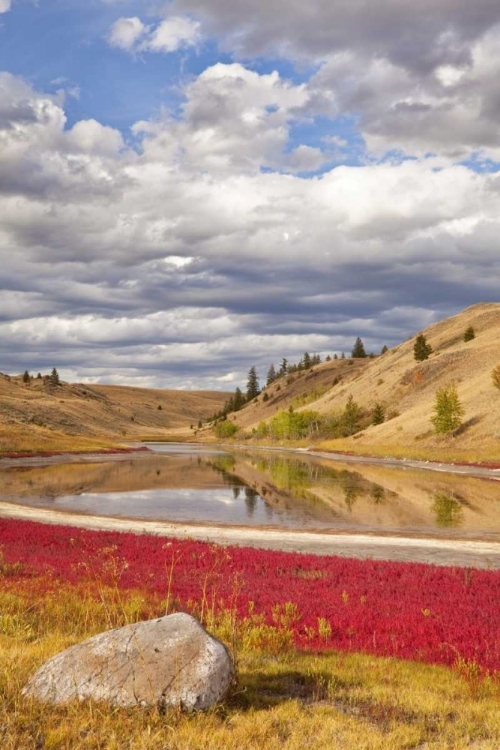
[215,303,500,462]
[2,303,499,460]
[0,375,228,453]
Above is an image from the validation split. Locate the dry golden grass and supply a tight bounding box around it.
[3,303,500,462]
[0,423,116,454]
[225,303,500,462]
[2,580,500,750]
[0,374,228,453]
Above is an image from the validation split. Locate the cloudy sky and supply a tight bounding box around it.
[1,1,499,390]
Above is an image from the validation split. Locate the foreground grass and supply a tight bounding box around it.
[1,582,500,750]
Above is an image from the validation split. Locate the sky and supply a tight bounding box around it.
[1,0,500,391]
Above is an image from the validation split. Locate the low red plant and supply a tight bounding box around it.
[1,518,499,672]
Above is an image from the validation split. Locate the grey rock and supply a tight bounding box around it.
[22,612,234,710]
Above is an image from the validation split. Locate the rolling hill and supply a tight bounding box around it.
[219,303,500,462]
[2,303,499,461]
[0,375,228,453]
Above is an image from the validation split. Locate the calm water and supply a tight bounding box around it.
[2,443,500,540]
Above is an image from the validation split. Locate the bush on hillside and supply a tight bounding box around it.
[214,420,239,439]
[463,326,475,342]
[431,383,464,435]
[492,364,500,391]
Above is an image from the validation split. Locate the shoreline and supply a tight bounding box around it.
[2,442,500,568]
[2,501,500,569]
[2,441,500,478]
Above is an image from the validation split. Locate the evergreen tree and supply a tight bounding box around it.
[302,351,311,370]
[351,337,367,358]
[36,372,42,379]
[464,326,475,342]
[333,353,338,360]
[431,383,464,434]
[50,367,60,385]
[381,345,388,354]
[326,355,332,362]
[340,352,345,359]
[342,394,362,436]
[246,366,260,400]
[22,370,30,384]
[266,364,277,386]
[413,333,432,361]
[233,387,245,411]
[372,403,385,425]
[278,358,288,376]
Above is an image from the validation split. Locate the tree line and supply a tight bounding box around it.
[22,368,60,386]
[209,337,382,424]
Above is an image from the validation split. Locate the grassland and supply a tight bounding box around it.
[212,302,500,463]
[2,303,500,463]
[2,519,500,749]
[0,374,228,454]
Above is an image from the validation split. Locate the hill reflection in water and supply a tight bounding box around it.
[1,444,500,540]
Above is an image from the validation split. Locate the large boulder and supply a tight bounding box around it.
[22,612,234,711]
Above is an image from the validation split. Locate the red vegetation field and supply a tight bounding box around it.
[2,518,499,672]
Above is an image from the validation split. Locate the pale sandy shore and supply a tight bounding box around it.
[2,501,500,569]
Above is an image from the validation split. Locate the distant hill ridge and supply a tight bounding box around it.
[0,376,228,453]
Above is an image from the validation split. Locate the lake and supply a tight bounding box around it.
[2,443,500,542]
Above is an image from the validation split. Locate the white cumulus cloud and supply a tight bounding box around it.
[107,17,147,51]
[145,16,201,53]
[1,68,500,388]
[108,15,201,54]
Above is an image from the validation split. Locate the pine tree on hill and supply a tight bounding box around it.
[302,352,311,370]
[342,394,362,436]
[233,387,245,411]
[352,337,367,358]
[50,367,60,385]
[22,370,30,384]
[381,345,388,354]
[279,358,288,376]
[266,364,276,386]
[372,403,385,425]
[246,366,260,400]
[413,334,432,361]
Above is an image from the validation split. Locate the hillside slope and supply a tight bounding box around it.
[0,375,228,452]
[224,303,500,461]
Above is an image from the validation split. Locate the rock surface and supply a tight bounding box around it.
[22,612,234,710]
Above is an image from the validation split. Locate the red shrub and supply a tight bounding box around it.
[1,518,499,671]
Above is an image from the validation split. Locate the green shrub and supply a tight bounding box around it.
[431,382,464,435]
[214,420,239,439]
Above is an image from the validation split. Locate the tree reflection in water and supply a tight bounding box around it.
[431,492,465,528]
